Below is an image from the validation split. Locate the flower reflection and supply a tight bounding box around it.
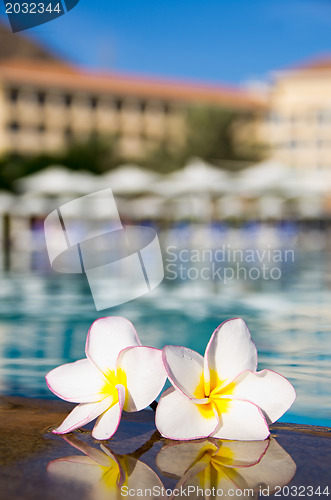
[156,437,296,499]
[47,434,164,500]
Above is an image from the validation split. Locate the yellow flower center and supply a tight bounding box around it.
[193,370,236,419]
[100,368,127,405]
[99,463,122,490]
[186,442,237,490]
[99,456,129,491]
[195,445,238,489]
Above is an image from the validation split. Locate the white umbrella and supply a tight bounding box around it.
[0,191,16,214]
[15,166,97,196]
[281,169,331,198]
[152,158,231,198]
[13,194,52,216]
[279,169,331,218]
[98,165,160,195]
[235,159,293,196]
[15,166,72,195]
[70,171,98,194]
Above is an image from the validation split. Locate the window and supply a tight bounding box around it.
[37,123,46,133]
[64,94,72,107]
[115,98,123,111]
[90,96,98,109]
[316,109,331,124]
[269,111,281,123]
[37,91,46,105]
[316,110,325,123]
[8,121,20,132]
[140,100,147,112]
[64,126,73,139]
[8,88,19,103]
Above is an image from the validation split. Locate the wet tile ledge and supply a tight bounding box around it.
[0,397,330,500]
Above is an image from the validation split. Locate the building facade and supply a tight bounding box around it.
[0,58,263,159]
[265,57,331,170]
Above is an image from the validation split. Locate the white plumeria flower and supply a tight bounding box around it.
[156,318,296,441]
[46,316,167,440]
[48,435,165,500]
[156,438,296,499]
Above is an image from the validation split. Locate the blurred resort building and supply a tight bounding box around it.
[0,58,262,158]
[2,23,331,171]
[264,57,331,170]
[0,23,262,158]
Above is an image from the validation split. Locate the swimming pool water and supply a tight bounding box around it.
[0,250,330,427]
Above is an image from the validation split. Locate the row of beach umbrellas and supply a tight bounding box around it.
[14,158,331,197]
[0,158,330,219]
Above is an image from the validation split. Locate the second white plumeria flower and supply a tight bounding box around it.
[46,316,167,440]
[156,318,296,441]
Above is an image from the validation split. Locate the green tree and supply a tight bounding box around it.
[143,141,185,174]
[0,134,120,191]
[58,134,119,174]
[183,106,264,168]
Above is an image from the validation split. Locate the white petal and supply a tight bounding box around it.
[231,369,296,424]
[204,318,258,390]
[61,435,116,467]
[47,458,103,485]
[86,317,141,373]
[156,441,218,478]
[230,438,296,492]
[50,456,98,466]
[211,399,270,441]
[214,440,269,468]
[119,456,165,494]
[92,385,125,440]
[117,346,167,411]
[155,387,219,440]
[46,359,103,403]
[156,440,268,480]
[177,471,240,500]
[162,345,205,399]
[53,397,112,434]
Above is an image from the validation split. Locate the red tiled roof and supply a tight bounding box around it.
[284,55,331,73]
[0,22,60,62]
[0,58,265,110]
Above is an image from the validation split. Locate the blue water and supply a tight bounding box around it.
[0,249,330,427]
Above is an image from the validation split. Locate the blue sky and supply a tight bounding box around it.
[1,0,331,85]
